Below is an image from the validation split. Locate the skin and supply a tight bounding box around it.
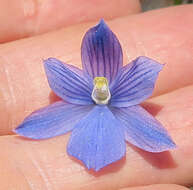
[0,0,140,43]
[120,184,190,190]
[0,1,193,189]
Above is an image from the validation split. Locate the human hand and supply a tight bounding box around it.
[0,1,192,190]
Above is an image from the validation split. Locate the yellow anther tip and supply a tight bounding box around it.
[94,77,108,89]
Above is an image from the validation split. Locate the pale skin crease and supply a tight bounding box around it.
[0,1,193,189]
[120,184,190,190]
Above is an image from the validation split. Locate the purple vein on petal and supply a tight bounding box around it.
[48,63,91,94]
[67,105,125,171]
[81,19,123,84]
[111,58,149,95]
[110,56,163,107]
[49,67,90,97]
[110,105,176,152]
[114,70,154,98]
[44,58,93,105]
[14,101,94,139]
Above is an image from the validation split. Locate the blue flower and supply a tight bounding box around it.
[14,19,176,171]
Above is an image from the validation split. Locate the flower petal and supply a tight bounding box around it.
[14,101,93,139]
[110,56,163,107]
[81,19,123,84]
[44,58,93,105]
[67,105,125,171]
[111,105,176,152]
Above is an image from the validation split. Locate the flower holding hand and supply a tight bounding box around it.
[14,20,176,171]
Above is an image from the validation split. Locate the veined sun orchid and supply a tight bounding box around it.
[14,20,176,171]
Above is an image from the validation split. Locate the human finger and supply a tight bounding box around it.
[0,0,141,43]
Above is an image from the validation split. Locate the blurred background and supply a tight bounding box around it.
[141,0,192,11]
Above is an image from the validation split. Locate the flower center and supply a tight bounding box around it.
[91,77,111,105]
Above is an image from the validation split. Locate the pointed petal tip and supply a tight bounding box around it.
[98,18,106,26]
[43,57,53,69]
[13,126,36,140]
[15,102,94,140]
[93,19,109,34]
[13,126,20,134]
[12,128,17,134]
[43,57,59,66]
[170,141,177,149]
[136,56,164,71]
[143,137,177,153]
[68,147,124,172]
[13,125,43,140]
[43,57,51,63]
[13,127,22,134]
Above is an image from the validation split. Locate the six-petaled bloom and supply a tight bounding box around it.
[14,19,176,171]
